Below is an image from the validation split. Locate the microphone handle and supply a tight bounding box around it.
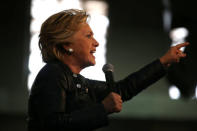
[104,71,115,92]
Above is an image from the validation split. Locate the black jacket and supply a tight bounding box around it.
[27,59,166,131]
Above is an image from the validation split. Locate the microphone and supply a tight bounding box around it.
[102,63,115,92]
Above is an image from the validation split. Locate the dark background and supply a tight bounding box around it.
[0,0,197,131]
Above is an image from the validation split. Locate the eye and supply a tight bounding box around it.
[86,34,92,38]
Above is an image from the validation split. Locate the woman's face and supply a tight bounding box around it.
[67,23,99,68]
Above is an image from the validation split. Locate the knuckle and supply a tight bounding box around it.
[111,92,116,97]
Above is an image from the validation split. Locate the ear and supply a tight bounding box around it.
[62,43,74,55]
[55,44,67,54]
[62,44,71,51]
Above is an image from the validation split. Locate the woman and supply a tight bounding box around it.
[27,9,189,131]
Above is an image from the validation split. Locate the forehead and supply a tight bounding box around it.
[69,23,93,41]
[77,23,92,34]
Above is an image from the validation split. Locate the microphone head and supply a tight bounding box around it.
[102,63,114,73]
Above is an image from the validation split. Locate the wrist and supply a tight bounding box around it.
[160,57,167,65]
[159,57,170,68]
[159,57,165,65]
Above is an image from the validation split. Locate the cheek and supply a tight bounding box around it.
[78,41,91,53]
[73,38,91,56]
[75,45,89,57]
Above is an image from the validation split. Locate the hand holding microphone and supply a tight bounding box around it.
[102,92,122,113]
[102,64,122,113]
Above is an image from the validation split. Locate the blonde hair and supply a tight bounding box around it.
[38,9,89,63]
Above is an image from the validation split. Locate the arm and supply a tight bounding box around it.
[114,42,189,101]
[83,60,165,114]
[86,59,166,102]
[115,59,166,101]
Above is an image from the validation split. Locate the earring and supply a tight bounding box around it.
[68,48,74,53]
[67,48,74,55]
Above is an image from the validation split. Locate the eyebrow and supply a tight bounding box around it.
[84,30,93,35]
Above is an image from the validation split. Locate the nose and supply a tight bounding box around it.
[93,38,99,47]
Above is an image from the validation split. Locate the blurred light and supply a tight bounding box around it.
[170,27,189,51]
[31,0,82,22]
[83,0,108,16]
[169,85,181,100]
[170,27,188,41]
[195,85,197,99]
[162,0,172,32]
[163,10,172,32]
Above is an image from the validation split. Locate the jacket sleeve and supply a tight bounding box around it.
[88,59,167,102]
[115,59,167,101]
[28,65,108,131]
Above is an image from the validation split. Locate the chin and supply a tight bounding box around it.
[83,61,95,68]
[92,59,96,65]
[89,61,96,66]
[89,60,96,66]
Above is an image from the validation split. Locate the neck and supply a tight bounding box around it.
[62,57,84,74]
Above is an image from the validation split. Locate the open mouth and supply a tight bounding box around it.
[90,50,95,53]
[90,50,96,57]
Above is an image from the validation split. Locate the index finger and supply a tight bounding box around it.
[175,42,189,49]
